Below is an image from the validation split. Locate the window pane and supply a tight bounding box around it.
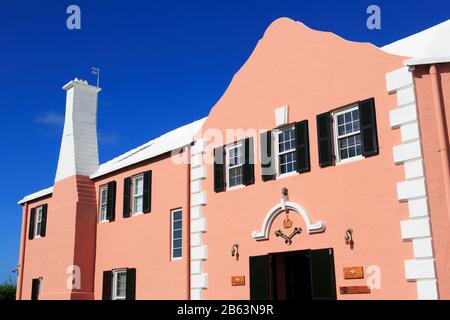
[173,220,182,230]
[173,248,182,258]
[115,272,127,299]
[173,211,182,221]
[229,166,243,187]
[134,196,143,213]
[173,239,182,248]
[279,151,297,174]
[173,229,182,239]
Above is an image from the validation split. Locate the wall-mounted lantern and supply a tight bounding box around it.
[231,244,239,261]
[345,228,354,249]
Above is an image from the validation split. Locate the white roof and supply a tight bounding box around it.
[90,117,206,178]
[381,19,450,65]
[18,187,54,205]
[18,117,206,204]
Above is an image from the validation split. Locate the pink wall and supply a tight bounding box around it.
[198,18,416,299]
[93,152,190,300]
[413,63,450,299]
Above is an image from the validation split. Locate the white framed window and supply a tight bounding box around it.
[99,185,108,222]
[226,142,244,189]
[171,209,183,260]
[275,125,297,176]
[38,278,43,296]
[112,269,127,300]
[35,206,43,238]
[333,105,362,163]
[132,174,144,215]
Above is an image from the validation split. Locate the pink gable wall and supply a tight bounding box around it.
[198,18,417,299]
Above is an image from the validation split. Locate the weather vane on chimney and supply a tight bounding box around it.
[91,67,100,87]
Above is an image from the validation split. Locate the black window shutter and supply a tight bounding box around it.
[142,171,152,214]
[316,112,333,168]
[359,98,379,157]
[213,147,226,193]
[126,268,136,300]
[260,131,275,181]
[28,208,35,240]
[106,181,116,221]
[249,255,270,300]
[102,271,112,300]
[310,248,337,300]
[40,204,48,237]
[123,177,131,218]
[243,137,255,186]
[31,279,40,300]
[295,120,311,173]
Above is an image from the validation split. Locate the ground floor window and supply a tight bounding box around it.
[112,269,127,300]
[171,209,183,260]
[31,278,43,300]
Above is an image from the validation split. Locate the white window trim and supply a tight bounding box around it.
[112,269,127,300]
[34,206,43,239]
[132,174,144,215]
[332,105,364,164]
[171,208,183,261]
[225,142,244,190]
[274,125,297,178]
[99,185,109,222]
[38,278,43,297]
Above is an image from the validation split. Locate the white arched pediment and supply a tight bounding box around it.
[252,200,325,241]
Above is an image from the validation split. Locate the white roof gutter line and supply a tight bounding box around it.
[404,56,450,66]
[17,187,54,205]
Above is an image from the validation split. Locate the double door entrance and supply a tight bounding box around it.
[250,248,337,300]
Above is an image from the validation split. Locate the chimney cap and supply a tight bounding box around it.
[62,78,101,92]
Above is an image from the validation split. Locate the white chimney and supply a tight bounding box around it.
[55,79,101,182]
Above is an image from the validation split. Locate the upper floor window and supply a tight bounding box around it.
[226,143,244,188]
[213,138,255,193]
[123,171,151,218]
[333,106,362,163]
[35,206,43,237]
[317,98,378,168]
[99,185,108,222]
[132,174,144,214]
[112,269,127,300]
[171,209,183,260]
[276,125,297,175]
[29,205,47,240]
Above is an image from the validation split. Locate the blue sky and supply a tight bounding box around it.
[0,0,448,284]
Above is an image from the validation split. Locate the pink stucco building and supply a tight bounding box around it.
[16,18,450,300]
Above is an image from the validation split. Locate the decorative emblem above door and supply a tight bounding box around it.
[252,195,325,241]
[275,227,302,245]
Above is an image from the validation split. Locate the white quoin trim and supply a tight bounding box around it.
[252,199,325,241]
[55,79,101,182]
[386,66,438,300]
[189,139,208,300]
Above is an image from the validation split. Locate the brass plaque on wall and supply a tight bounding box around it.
[231,276,245,286]
[340,286,371,294]
[343,266,364,279]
